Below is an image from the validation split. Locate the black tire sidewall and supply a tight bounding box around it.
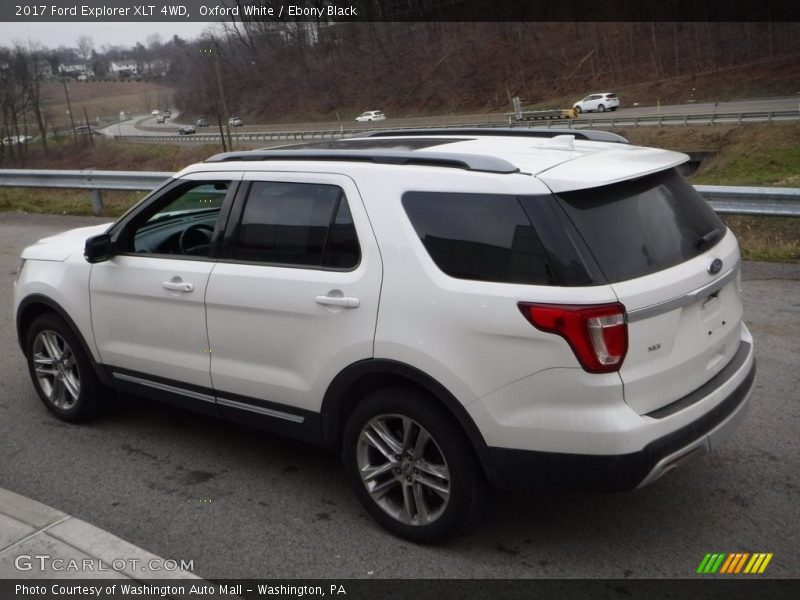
[25,313,102,422]
[343,388,483,543]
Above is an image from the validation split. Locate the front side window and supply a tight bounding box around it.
[229,181,360,269]
[123,181,231,257]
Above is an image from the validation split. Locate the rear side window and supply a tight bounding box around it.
[403,192,591,286]
[555,168,726,282]
[230,181,359,269]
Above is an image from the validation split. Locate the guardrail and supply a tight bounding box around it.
[112,109,800,145]
[0,169,171,214]
[0,169,798,217]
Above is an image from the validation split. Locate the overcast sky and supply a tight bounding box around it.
[0,22,220,50]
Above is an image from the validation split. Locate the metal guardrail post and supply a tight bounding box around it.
[90,190,103,214]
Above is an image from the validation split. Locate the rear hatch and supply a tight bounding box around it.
[553,168,744,415]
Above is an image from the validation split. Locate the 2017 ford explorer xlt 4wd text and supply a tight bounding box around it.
[14,129,756,542]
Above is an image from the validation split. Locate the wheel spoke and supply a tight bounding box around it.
[34,353,57,377]
[401,417,415,451]
[417,473,450,499]
[412,482,432,524]
[416,458,449,481]
[50,377,65,407]
[361,461,395,483]
[371,419,403,455]
[41,331,62,361]
[368,476,399,501]
[362,429,395,463]
[413,428,430,457]
[61,347,75,369]
[62,372,80,401]
[401,483,416,522]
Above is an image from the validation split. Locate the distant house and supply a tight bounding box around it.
[59,63,94,78]
[110,61,138,77]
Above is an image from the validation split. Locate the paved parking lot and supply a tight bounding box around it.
[0,212,798,579]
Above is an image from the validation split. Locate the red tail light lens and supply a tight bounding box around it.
[518,302,628,373]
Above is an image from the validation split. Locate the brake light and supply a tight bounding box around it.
[518,302,628,373]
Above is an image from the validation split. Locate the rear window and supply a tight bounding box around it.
[402,192,594,286]
[555,168,725,282]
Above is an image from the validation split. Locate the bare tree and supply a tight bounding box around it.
[76,35,93,65]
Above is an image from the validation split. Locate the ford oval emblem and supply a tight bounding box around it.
[708,258,723,275]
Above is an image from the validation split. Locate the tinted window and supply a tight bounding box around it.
[403,192,560,285]
[231,181,359,268]
[556,168,726,282]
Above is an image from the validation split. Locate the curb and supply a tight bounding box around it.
[0,488,199,580]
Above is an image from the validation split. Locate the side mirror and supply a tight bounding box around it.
[84,234,115,263]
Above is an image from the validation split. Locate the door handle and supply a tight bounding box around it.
[162,281,194,293]
[315,295,360,309]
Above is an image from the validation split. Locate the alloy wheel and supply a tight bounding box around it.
[356,414,451,526]
[32,329,80,410]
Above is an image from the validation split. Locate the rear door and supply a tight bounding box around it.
[554,168,744,415]
[205,172,382,424]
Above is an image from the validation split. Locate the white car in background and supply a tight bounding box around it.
[355,110,386,122]
[573,92,620,114]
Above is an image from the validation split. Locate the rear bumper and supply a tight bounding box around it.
[481,344,756,492]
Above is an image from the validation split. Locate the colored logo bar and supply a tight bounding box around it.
[697,553,773,574]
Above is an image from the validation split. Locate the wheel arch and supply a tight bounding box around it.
[320,359,488,459]
[16,294,113,387]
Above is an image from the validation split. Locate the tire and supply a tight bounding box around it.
[598,104,606,112]
[343,388,485,542]
[573,106,582,114]
[25,313,105,422]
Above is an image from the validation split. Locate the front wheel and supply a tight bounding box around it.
[598,104,606,112]
[343,388,485,542]
[25,313,105,422]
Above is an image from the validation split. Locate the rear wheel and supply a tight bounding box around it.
[25,313,104,422]
[343,388,485,542]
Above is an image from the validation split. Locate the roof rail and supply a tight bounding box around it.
[354,127,629,144]
[204,149,519,174]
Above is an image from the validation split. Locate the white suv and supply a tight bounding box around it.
[13,128,755,542]
[573,92,620,113]
[355,110,386,122]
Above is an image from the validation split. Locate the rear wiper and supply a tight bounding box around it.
[696,227,722,249]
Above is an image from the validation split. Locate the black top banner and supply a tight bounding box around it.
[2,0,799,22]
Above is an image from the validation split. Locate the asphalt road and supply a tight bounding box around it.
[0,212,798,579]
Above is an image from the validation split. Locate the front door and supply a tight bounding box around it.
[90,173,240,395]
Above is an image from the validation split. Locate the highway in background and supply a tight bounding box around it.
[106,96,800,140]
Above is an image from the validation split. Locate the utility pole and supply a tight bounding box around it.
[211,40,233,150]
[62,79,77,144]
[83,106,94,147]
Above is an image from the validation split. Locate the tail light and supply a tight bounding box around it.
[518,302,628,373]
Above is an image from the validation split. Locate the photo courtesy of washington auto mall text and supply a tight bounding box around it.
[13,583,347,597]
